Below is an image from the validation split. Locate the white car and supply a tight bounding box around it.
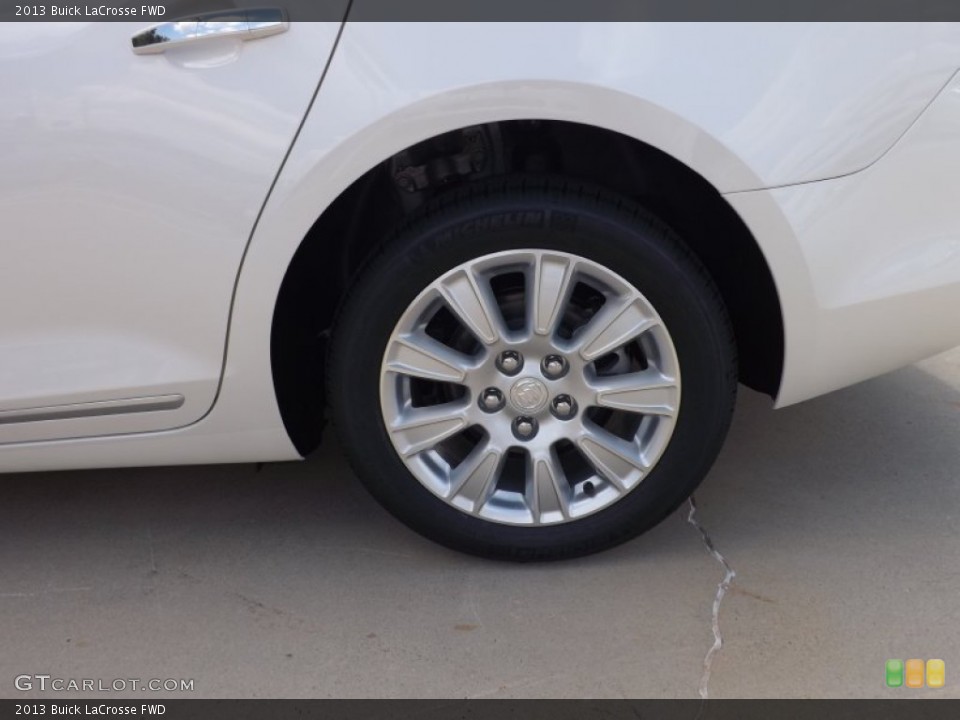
[3,20,960,559]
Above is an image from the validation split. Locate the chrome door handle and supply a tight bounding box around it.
[131,8,288,55]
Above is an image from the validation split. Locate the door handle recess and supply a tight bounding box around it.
[131,8,288,55]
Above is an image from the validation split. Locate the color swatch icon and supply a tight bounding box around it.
[886,658,945,688]
[906,659,925,688]
[885,659,903,687]
[927,659,946,689]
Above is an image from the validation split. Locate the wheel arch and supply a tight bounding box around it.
[267,117,785,455]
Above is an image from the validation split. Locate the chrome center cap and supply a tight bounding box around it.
[509,377,549,414]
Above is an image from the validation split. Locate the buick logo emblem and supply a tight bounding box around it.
[509,378,549,413]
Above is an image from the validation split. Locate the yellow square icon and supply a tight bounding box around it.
[905,659,925,688]
[926,659,945,689]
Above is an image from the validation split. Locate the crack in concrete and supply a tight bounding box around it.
[685,496,736,700]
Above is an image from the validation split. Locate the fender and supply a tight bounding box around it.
[215,21,960,447]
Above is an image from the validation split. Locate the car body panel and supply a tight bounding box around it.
[297,22,960,194]
[223,20,960,429]
[729,70,960,405]
[0,19,344,444]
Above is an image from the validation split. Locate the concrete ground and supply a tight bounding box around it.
[2,348,959,700]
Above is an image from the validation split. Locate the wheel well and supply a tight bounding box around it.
[271,120,784,455]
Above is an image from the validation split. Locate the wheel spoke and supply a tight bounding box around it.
[439,268,504,346]
[574,296,658,361]
[526,450,570,524]
[389,402,470,457]
[591,368,679,416]
[530,253,576,337]
[384,334,471,383]
[448,442,503,512]
[576,426,648,491]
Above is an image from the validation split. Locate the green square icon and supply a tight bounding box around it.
[886,659,904,687]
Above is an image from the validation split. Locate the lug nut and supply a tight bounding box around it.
[479,387,505,413]
[496,350,523,376]
[551,394,578,420]
[513,416,538,440]
[541,354,569,380]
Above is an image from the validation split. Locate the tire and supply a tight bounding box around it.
[328,177,736,561]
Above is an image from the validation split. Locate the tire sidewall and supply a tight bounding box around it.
[330,190,735,559]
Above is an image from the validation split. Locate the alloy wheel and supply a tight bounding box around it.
[379,250,681,526]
